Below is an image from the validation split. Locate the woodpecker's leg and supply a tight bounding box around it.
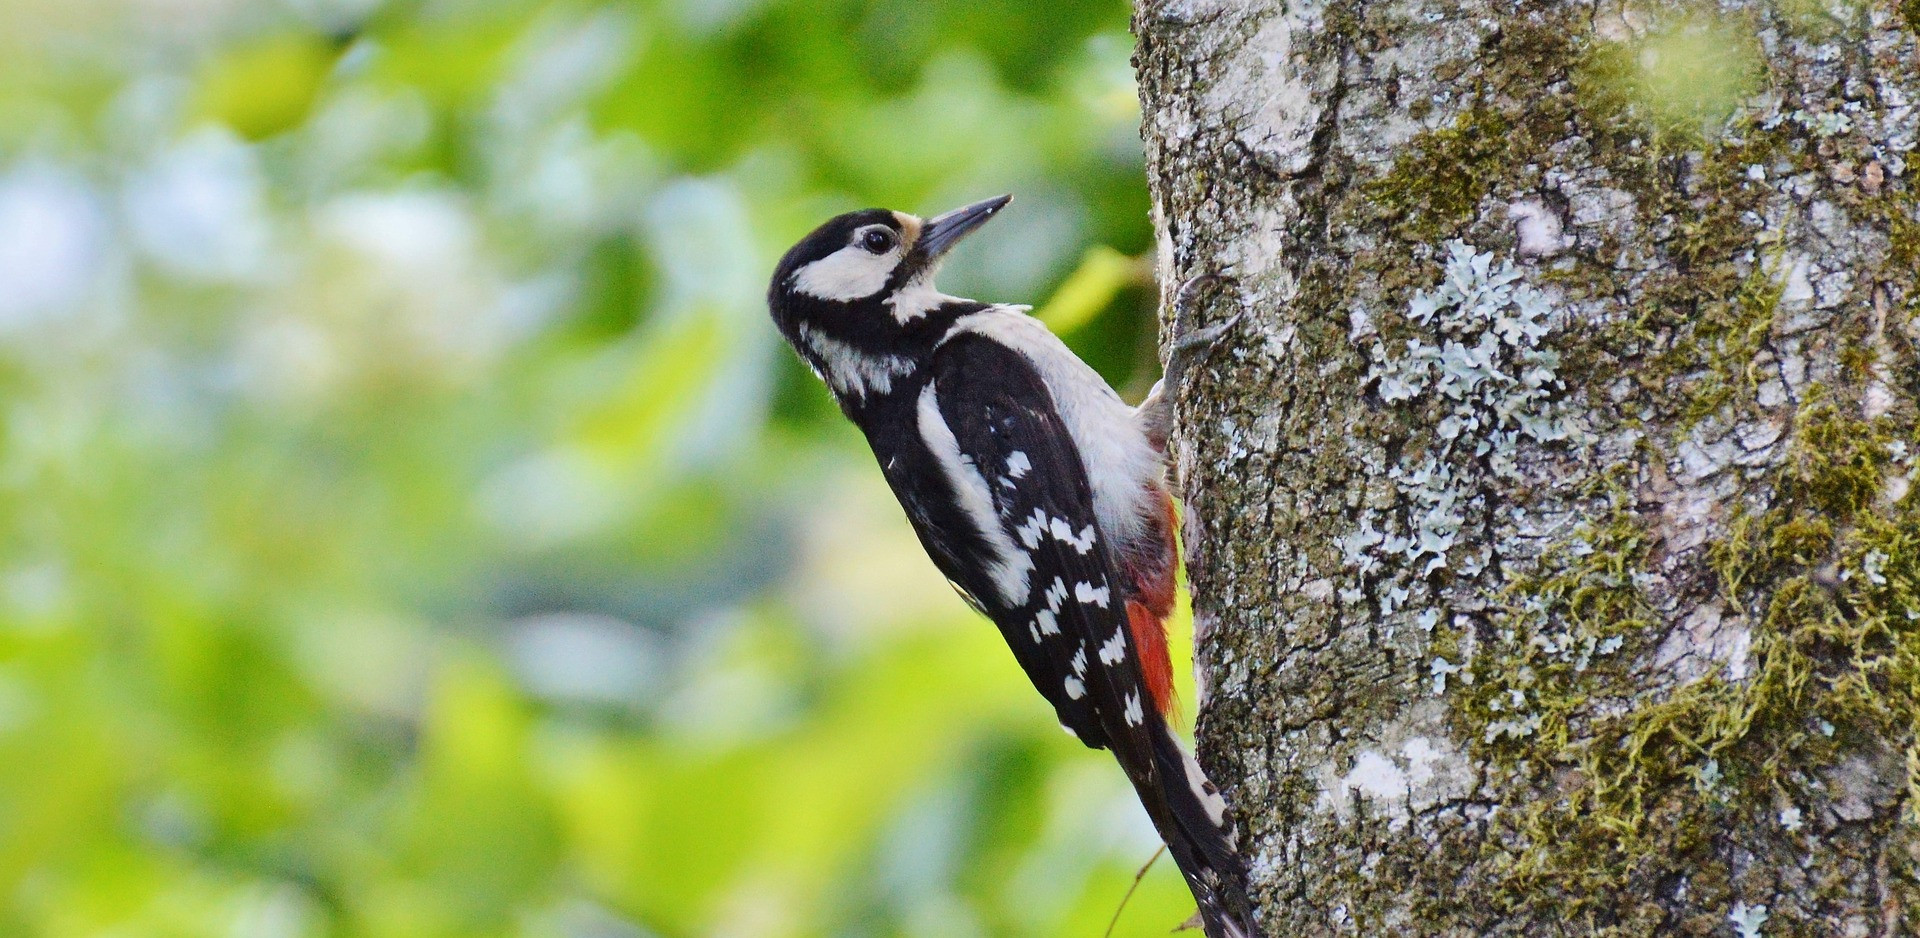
[1138,272,1244,452]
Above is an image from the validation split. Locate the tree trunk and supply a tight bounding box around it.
[1133,1,1920,934]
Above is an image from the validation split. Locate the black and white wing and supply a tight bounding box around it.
[909,331,1144,750]
[911,331,1250,938]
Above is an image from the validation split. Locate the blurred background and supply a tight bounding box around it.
[0,0,1199,935]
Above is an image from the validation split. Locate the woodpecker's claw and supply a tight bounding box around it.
[1167,262,1228,306]
[1174,271,1225,311]
[1167,311,1244,369]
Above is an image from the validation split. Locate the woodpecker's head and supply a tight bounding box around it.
[768,195,1011,372]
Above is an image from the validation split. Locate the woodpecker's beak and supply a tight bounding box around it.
[914,194,1012,261]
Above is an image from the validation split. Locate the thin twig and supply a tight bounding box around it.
[1103,845,1167,938]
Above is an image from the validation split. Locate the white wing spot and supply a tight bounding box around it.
[1030,624,1042,644]
[1006,451,1031,478]
[1074,581,1110,608]
[1124,692,1144,727]
[1015,508,1048,550]
[1035,609,1059,636]
[1071,647,1088,677]
[1064,677,1086,700]
[1045,578,1068,613]
[1047,516,1097,554]
[1099,629,1128,666]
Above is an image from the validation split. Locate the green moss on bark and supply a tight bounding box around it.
[1451,393,1920,929]
[1360,107,1526,247]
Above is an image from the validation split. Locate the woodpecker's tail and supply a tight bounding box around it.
[1124,715,1254,938]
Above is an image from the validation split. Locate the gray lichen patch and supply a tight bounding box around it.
[1350,240,1588,579]
[1310,699,1475,823]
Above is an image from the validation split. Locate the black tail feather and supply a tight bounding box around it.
[1119,715,1254,938]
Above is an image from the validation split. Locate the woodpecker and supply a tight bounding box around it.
[768,195,1252,938]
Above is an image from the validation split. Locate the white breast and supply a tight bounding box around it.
[946,308,1165,548]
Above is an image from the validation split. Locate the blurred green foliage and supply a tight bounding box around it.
[0,0,1195,935]
[1588,10,1764,143]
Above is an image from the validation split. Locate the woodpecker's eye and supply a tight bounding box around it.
[860,228,896,254]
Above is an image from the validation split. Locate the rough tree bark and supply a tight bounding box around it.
[1134,1,1920,934]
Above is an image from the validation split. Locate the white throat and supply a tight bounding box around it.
[887,276,961,324]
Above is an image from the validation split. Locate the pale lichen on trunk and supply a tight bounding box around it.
[1134,0,1920,934]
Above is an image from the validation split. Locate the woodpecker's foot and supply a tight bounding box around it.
[1163,268,1244,393]
[1166,311,1244,375]
[1137,270,1245,453]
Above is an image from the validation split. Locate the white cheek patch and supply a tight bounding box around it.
[791,244,895,301]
